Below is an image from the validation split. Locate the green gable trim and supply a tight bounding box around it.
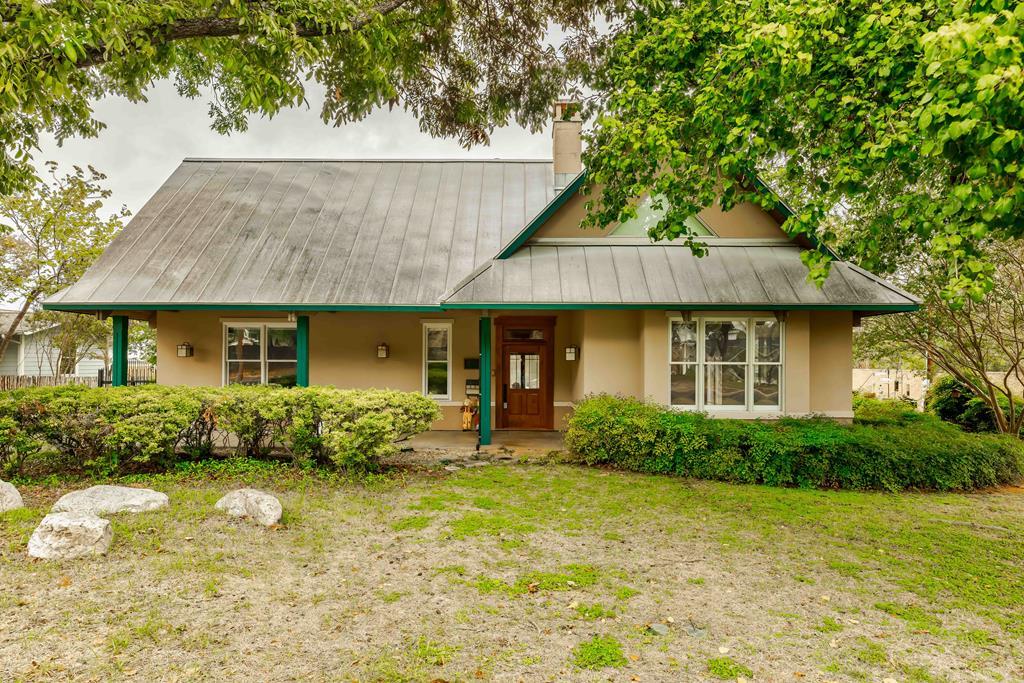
[494,169,838,261]
[496,172,587,259]
[749,176,839,259]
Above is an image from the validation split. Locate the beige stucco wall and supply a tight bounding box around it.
[155,308,854,427]
[532,188,788,240]
[156,310,579,430]
[809,311,854,417]
[577,309,850,418]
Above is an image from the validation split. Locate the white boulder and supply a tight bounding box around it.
[51,485,169,515]
[215,488,282,526]
[0,479,23,512]
[28,512,112,560]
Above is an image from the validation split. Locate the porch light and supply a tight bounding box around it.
[176,342,194,358]
[565,345,579,362]
[377,342,390,359]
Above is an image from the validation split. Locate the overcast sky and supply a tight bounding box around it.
[35,81,554,217]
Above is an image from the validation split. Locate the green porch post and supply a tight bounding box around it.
[111,315,129,387]
[296,315,309,387]
[479,316,492,446]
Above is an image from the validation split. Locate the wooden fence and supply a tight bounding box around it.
[0,362,156,391]
[0,374,97,391]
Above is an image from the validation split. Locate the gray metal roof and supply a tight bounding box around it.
[46,159,555,308]
[441,241,919,310]
[45,159,917,312]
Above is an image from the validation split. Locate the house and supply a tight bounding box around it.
[43,102,919,443]
[0,310,106,378]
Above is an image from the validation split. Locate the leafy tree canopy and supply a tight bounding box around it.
[0,0,600,194]
[0,162,126,362]
[583,0,1024,302]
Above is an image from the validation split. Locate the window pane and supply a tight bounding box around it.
[670,364,696,406]
[226,327,261,360]
[755,320,781,363]
[426,328,448,361]
[267,362,297,387]
[505,328,544,341]
[753,365,780,407]
[705,364,746,406]
[267,328,297,360]
[704,321,747,362]
[226,361,261,385]
[523,354,540,389]
[509,353,523,388]
[427,361,448,395]
[671,321,697,363]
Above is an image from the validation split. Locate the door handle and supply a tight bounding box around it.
[502,384,508,409]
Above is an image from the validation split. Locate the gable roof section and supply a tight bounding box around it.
[45,159,555,310]
[494,170,838,260]
[43,158,917,314]
[441,241,919,311]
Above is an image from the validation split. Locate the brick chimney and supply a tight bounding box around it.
[552,100,582,191]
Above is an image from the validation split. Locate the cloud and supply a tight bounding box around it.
[34,80,552,217]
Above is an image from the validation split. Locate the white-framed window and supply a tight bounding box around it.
[669,317,783,411]
[223,323,298,387]
[422,321,452,400]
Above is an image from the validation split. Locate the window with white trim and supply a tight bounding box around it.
[422,321,452,399]
[224,323,297,387]
[670,317,782,410]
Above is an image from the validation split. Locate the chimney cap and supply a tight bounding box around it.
[553,100,582,122]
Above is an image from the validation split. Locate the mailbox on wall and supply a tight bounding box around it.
[465,379,480,396]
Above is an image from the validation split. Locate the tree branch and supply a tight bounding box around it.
[78,0,418,68]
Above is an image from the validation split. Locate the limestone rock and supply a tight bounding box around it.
[215,488,282,526]
[27,512,112,560]
[51,485,169,515]
[0,479,23,512]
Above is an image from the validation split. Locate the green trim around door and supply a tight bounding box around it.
[111,315,129,387]
[296,315,309,387]
[478,316,492,446]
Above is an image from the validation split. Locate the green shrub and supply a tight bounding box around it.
[0,385,439,476]
[852,394,921,426]
[925,376,1004,433]
[564,395,1024,492]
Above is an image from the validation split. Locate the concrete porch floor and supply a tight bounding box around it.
[405,429,565,455]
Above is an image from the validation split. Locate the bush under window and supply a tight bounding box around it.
[565,395,1024,492]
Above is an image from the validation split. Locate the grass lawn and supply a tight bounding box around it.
[2,460,1023,682]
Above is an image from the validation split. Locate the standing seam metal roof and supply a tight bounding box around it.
[44,159,918,311]
[46,159,555,308]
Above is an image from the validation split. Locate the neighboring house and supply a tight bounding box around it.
[43,102,919,441]
[853,367,927,404]
[0,310,106,377]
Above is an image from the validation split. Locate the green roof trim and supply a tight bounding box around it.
[495,172,587,259]
[441,302,918,312]
[749,176,839,259]
[42,303,445,313]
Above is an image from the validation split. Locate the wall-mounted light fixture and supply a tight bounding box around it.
[176,342,194,358]
[565,345,579,362]
[377,342,390,359]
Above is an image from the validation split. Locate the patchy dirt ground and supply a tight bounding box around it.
[2,458,1022,682]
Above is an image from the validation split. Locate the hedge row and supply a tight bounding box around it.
[564,395,1024,492]
[0,385,439,477]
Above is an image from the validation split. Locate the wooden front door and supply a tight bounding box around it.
[496,317,555,430]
